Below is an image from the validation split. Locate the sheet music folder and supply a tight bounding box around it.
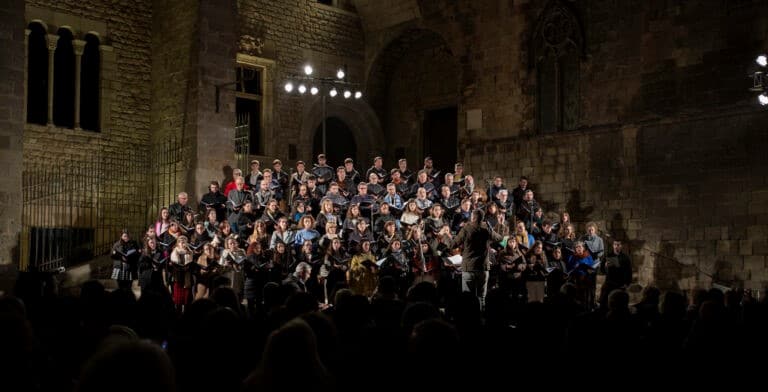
[115,248,137,258]
[446,254,462,266]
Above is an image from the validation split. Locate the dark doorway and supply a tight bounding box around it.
[422,106,458,175]
[313,117,356,168]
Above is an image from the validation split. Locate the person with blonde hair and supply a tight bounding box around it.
[169,235,194,309]
[348,240,378,297]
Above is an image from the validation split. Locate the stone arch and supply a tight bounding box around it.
[312,117,357,168]
[83,30,102,41]
[27,21,49,125]
[365,27,461,170]
[365,27,457,121]
[300,98,385,166]
[28,19,48,33]
[53,27,75,128]
[57,25,76,36]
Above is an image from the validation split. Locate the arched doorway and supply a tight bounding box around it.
[312,117,357,168]
[366,28,460,172]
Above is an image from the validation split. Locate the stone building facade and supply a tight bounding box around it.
[0,0,767,294]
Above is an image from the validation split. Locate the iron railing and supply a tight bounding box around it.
[21,136,191,272]
[234,112,251,174]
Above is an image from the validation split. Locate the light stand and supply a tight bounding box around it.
[750,54,768,106]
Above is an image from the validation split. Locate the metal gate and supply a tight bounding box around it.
[147,135,192,223]
[21,147,148,272]
[20,137,190,272]
[234,112,250,174]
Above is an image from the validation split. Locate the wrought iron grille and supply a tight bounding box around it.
[234,112,251,174]
[21,136,190,272]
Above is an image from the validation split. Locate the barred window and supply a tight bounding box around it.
[235,64,264,155]
[532,1,583,133]
[26,21,105,132]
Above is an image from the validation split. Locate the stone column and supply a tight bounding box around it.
[24,29,29,118]
[193,0,237,199]
[73,39,86,130]
[45,34,59,126]
[99,45,115,131]
[0,0,25,286]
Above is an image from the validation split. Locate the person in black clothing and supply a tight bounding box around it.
[448,209,503,308]
[536,219,559,258]
[312,154,334,195]
[283,261,313,294]
[515,189,539,232]
[494,189,514,221]
[599,240,633,309]
[344,157,362,186]
[111,229,141,290]
[168,192,192,223]
[244,159,263,190]
[272,159,290,202]
[422,156,440,187]
[397,158,413,184]
[511,176,529,207]
[487,176,506,202]
[365,156,388,185]
[199,181,227,222]
[545,246,567,298]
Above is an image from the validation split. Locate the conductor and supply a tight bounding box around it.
[448,209,503,308]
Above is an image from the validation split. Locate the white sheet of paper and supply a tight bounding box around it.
[447,254,462,266]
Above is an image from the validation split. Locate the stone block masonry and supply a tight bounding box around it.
[238,0,365,162]
[358,0,768,292]
[0,0,25,275]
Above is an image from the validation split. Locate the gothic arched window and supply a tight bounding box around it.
[531,1,583,133]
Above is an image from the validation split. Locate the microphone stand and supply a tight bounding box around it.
[528,200,533,235]
[418,224,426,280]
[288,168,296,215]
[410,223,427,284]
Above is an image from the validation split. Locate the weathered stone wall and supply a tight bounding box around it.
[151,0,198,206]
[18,1,153,269]
[0,0,25,278]
[238,0,368,162]
[24,0,152,161]
[381,31,460,165]
[151,0,197,144]
[193,0,237,199]
[355,0,768,292]
[9,0,768,294]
